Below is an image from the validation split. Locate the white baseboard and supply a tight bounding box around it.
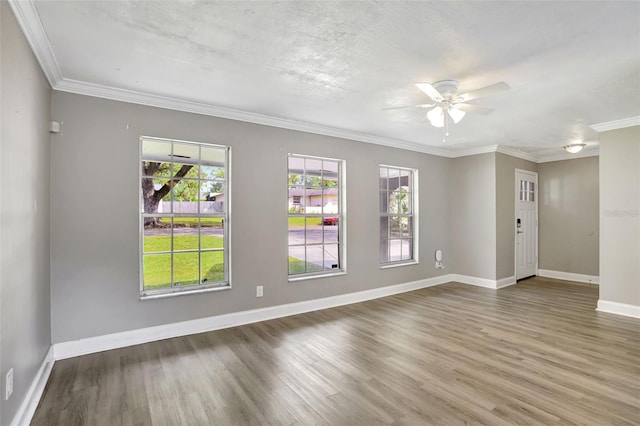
[596,300,640,319]
[496,276,517,289]
[538,269,599,284]
[451,274,505,289]
[10,346,54,426]
[54,274,455,360]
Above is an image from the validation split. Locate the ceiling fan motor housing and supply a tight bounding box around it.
[432,80,459,99]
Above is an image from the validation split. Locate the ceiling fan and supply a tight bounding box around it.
[385,80,510,140]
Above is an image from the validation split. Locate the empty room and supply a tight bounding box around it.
[2,1,639,425]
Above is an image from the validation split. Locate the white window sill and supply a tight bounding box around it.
[288,271,346,282]
[380,260,419,270]
[140,283,231,301]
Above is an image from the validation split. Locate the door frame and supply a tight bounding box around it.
[514,169,539,280]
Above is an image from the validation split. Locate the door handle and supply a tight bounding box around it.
[517,230,524,234]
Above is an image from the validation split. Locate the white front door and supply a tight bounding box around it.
[515,169,538,280]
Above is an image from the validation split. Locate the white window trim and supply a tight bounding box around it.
[379,164,419,267]
[139,136,231,299]
[287,153,347,281]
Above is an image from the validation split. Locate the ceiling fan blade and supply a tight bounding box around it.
[415,83,444,102]
[455,103,496,115]
[382,103,435,111]
[457,82,509,102]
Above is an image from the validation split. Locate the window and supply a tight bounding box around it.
[380,165,417,265]
[519,180,535,202]
[288,154,344,279]
[140,137,229,297]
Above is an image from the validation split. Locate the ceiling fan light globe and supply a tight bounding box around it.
[427,106,444,127]
[448,107,466,124]
[563,143,586,154]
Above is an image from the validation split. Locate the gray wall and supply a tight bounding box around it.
[50,92,452,343]
[599,126,639,306]
[0,3,52,425]
[451,153,496,280]
[495,153,538,280]
[538,157,599,276]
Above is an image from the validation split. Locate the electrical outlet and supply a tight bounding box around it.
[6,368,13,400]
[256,285,263,298]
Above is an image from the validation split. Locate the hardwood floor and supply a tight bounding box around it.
[32,277,640,425]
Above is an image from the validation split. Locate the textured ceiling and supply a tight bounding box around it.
[31,1,640,154]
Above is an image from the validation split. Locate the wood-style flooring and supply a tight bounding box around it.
[32,277,640,425]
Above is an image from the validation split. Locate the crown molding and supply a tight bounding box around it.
[8,0,62,87]
[449,145,499,158]
[536,148,600,163]
[495,146,539,162]
[449,145,538,163]
[55,78,453,157]
[590,116,640,133]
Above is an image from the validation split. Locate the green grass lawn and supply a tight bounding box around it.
[288,217,322,226]
[288,256,324,274]
[143,235,224,290]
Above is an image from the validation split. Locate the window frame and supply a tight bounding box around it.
[379,164,418,268]
[139,136,231,299]
[287,153,346,281]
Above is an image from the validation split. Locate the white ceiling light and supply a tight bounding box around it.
[448,107,466,124]
[384,80,509,142]
[563,143,586,154]
[426,106,444,127]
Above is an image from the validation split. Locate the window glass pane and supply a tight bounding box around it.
[200,180,224,214]
[306,218,323,244]
[389,239,402,262]
[202,251,224,283]
[401,239,413,261]
[323,244,340,270]
[288,216,304,245]
[143,254,172,290]
[142,177,172,213]
[396,187,411,214]
[288,246,307,274]
[144,217,171,253]
[142,160,173,178]
[380,191,389,213]
[288,173,303,186]
[321,188,338,214]
[528,181,535,192]
[390,216,406,238]
[288,156,304,172]
[201,221,223,250]
[173,142,200,161]
[171,178,199,213]
[173,252,200,286]
[380,239,389,263]
[142,138,172,158]
[323,222,339,243]
[173,217,199,251]
[305,159,322,187]
[379,167,388,190]
[201,164,225,181]
[306,245,324,270]
[201,146,226,165]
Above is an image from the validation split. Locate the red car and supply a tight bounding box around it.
[322,217,339,225]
